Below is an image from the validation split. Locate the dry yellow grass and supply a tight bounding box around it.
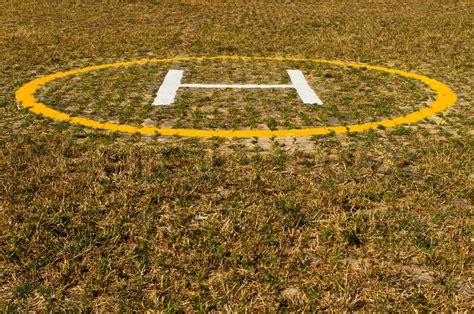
[0,0,473,311]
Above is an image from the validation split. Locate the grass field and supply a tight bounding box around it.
[0,0,473,311]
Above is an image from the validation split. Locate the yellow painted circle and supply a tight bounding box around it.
[15,56,457,138]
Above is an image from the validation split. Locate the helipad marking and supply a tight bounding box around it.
[153,69,184,106]
[15,56,457,138]
[153,69,323,106]
[181,83,294,88]
[288,70,324,105]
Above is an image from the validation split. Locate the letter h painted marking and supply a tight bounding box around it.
[153,70,323,106]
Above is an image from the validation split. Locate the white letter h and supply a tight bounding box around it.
[153,69,323,106]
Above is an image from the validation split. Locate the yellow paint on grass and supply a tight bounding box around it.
[15,56,457,138]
